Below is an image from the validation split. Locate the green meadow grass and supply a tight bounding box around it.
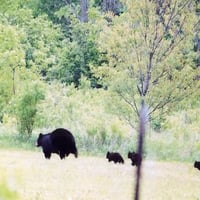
[0,149,200,200]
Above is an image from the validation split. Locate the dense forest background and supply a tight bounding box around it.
[0,0,200,161]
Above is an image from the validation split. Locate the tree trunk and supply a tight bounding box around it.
[194,34,200,67]
[103,0,120,15]
[12,67,15,95]
[80,0,88,23]
[195,0,200,67]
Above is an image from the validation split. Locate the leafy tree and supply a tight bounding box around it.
[0,23,26,121]
[97,0,199,128]
[48,16,103,87]
[0,24,25,93]
[22,14,63,77]
[30,0,79,20]
[30,0,80,38]
[0,1,63,82]
[19,0,106,88]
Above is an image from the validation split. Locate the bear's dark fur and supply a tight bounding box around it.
[128,151,141,166]
[106,151,124,164]
[194,161,200,170]
[36,128,78,159]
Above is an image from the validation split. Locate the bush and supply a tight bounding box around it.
[16,85,44,137]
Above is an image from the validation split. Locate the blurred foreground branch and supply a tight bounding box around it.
[134,100,149,200]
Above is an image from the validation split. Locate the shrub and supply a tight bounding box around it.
[16,85,44,137]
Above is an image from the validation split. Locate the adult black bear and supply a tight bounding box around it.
[106,151,124,164]
[36,128,78,159]
[128,151,141,166]
[194,161,200,170]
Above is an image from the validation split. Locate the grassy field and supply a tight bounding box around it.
[0,149,200,200]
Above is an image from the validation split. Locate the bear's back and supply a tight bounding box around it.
[50,128,74,146]
[51,128,72,136]
[50,128,78,157]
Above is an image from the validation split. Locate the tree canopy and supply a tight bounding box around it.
[97,0,199,126]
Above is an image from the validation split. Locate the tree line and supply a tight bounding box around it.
[0,0,199,135]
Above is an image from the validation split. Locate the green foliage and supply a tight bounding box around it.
[0,0,199,164]
[20,14,63,77]
[0,132,36,150]
[31,0,79,20]
[0,3,65,82]
[49,19,102,87]
[31,0,80,39]
[0,23,26,119]
[145,108,200,161]
[97,0,199,124]
[0,79,12,122]
[151,118,162,132]
[15,85,44,137]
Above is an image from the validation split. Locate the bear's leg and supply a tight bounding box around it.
[132,162,135,166]
[65,152,69,157]
[44,152,51,159]
[74,152,78,158]
[71,148,78,158]
[59,151,65,159]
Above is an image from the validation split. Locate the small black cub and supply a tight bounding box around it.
[128,151,141,166]
[194,161,200,170]
[106,151,124,164]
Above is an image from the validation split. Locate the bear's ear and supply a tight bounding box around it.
[39,133,43,137]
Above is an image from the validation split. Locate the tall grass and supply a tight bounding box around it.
[0,129,198,162]
[1,82,200,162]
[0,134,36,151]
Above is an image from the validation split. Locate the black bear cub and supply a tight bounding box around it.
[106,151,124,164]
[36,128,78,159]
[194,161,200,170]
[128,151,141,166]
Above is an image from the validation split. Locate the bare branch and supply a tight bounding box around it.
[116,89,140,117]
[151,69,168,85]
[143,51,153,95]
[148,78,195,115]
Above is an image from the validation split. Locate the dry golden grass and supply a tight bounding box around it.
[0,149,200,200]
